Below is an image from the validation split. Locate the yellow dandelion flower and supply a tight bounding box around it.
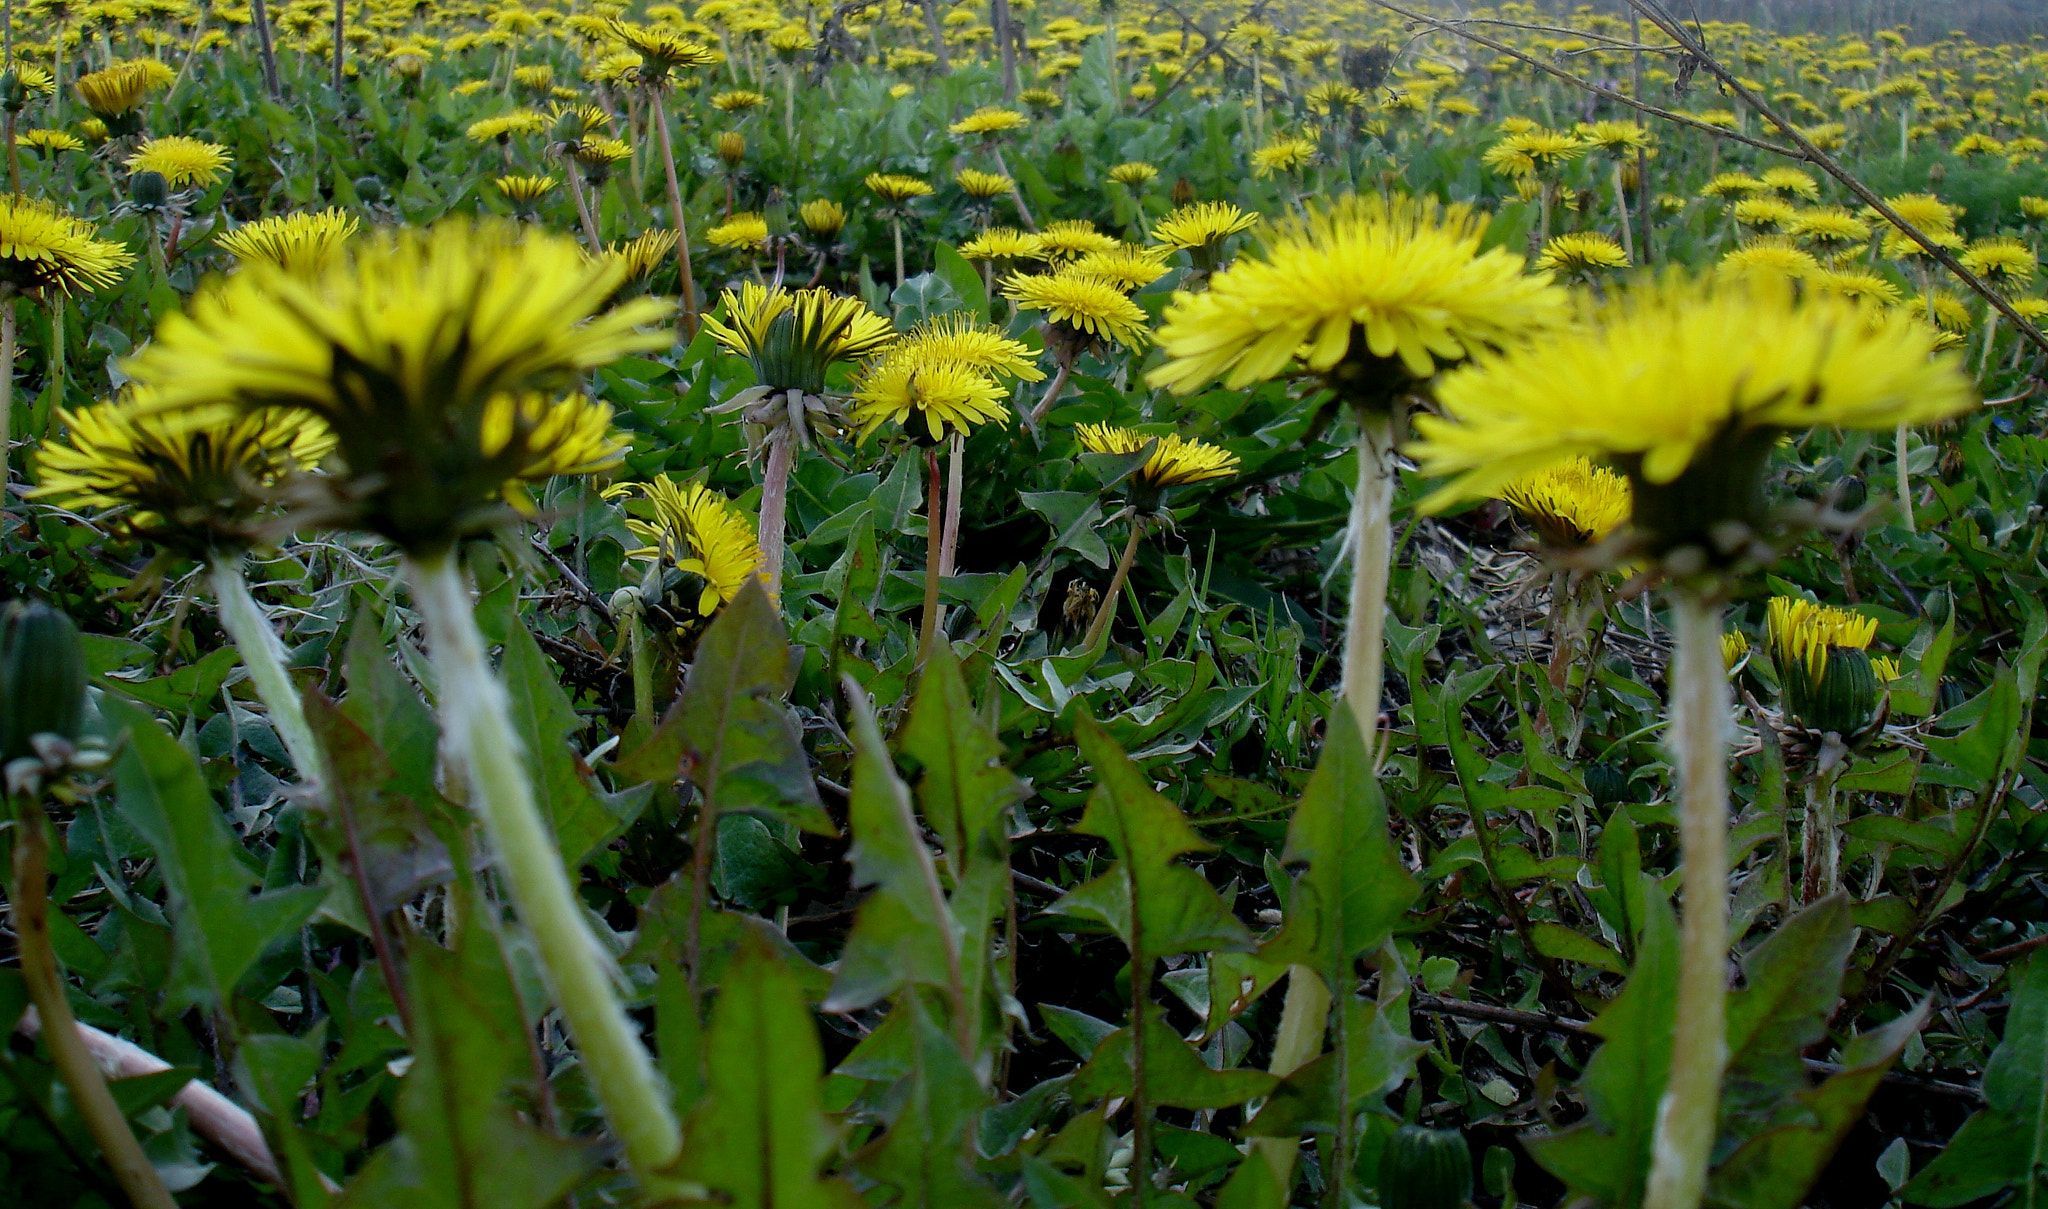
[948,106,1027,136]
[1033,218,1119,260]
[864,172,932,204]
[1810,269,1904,307]
[1733,196,1798,229]
[954,167,1014,199]
[1536,232,1630,276]
[1719,237,1821,280]
[1150,200,1259,252]
[1148,192,1567,395]
[466,109,548,142]
[620,478,767,616]
[1068,244,1170,291]
[1109,161,1158,187]
[710,88,766,111]
[606,19,716,75]
[1075,422,1239,489]
[213,208,359,276]
[29,395,333,553]
[73,59,165,118]
[604,228,681,283]
[1759,166,1822,200]
[1497,454,1632,548]
[1482,128,1586,177]
[2020,197,2048,221]
[1700,172,1768,199]
[850,356,1009,441]
[0,196,135,297]
[121,220,671,550]
[891,312,1043,382]
[1578,118,1651,154]
[1960,237,2036,285]
[1251,135,1317,176]
[798,198,847,239]
[1410,275,1976,538]
[124,135,230,187]
[701,282,894,393]
[959,227,1043,262]
[1789,206,1873,247]
[1004,268,1151,349]
[706,212,768,250]
[495,173,560,205]
[1766,594,1877,698]
[15,128,84,155]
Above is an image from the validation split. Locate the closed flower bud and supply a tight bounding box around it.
[1,602,89,764]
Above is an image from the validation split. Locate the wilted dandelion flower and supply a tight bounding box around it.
[706,212,768,249]
[1148,193,1566,397]
[30,395,333,553]
[1411,274,1976,561]
[213,208,359,275]
[0,197,136,297]
[1497,455,1632,548]
[948,106,1026,136]
[122,220,670,552]
[618,478,766,616]
[1075,422,1240,491]
[1536,232,1630,276]
[1005,268,1151,349]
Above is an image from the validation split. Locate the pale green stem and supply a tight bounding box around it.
[917,448,944,665]
[1612,160,1635,262]
[1799,736,1848,905]
[1,294,14,495]
[939,432,964,578]
[404,552,683,1192]
[208,558,323,787]
[1894,422,1914,534]
[648,91,699,338]
[1340,409,1398,755]
[1643,589,1730,1209]
[1247,964,1331,1192]
[627,598,654,723]
[757,422,795,599]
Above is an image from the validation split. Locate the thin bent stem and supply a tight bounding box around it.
[1082,518,1144,650]
[1644,587,1731,1209]
[566,166,603,252]
[1027,358,1073,428]
[757,422,796,599]
[1340,407,1399,756]
[11,796,179,1209]
[648,92,700,338]
[208,558,324,787]
[404,551,683,1192]
[918,448,944,665]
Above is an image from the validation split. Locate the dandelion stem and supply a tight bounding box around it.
[10,795,179,1209]
[566,166,603,253]
[918,447,944,665]
[1246,964,1331,1195]
[1082,518,1144,651]
[1644,587,1731,1209]
[1340,406,1399,755]
[648,91,700,338]
[939,432,965,577]
[208,558,323,787]
[627,599,654,722]
[404,551,683,1193]
[1799,735,1848,905]
[1611,161,1634,262]
[1,293,14,495]
[757,421,796,599]
[1027,358,1072,428]
[891,215,906,288]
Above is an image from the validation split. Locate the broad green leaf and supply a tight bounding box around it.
[1902,952,2048,1207]
[616,578,834,835]
[1925,668,2020,791]
[1709,1002,1928,1209]
[849,999,1006,1209]
[899,641,1024,872]
[1531,922,1627,975]
[1050,712,1254,961]
[106,698,325,1011]
[1259,703,1417,985]
[824,682,965,1013]
[675,937,861,1209]
[238,1031,336,1209]
[302,691,454,921]
[1069,1007,1277,1109]
[1523,888,1680,1207]
[340,614,441,802]
[1720,896,1855,1144]
[334,906,595,1208]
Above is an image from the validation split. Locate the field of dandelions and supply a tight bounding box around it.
[3,1,2048,1206]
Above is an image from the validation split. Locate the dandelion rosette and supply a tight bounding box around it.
[122,220,670,552]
